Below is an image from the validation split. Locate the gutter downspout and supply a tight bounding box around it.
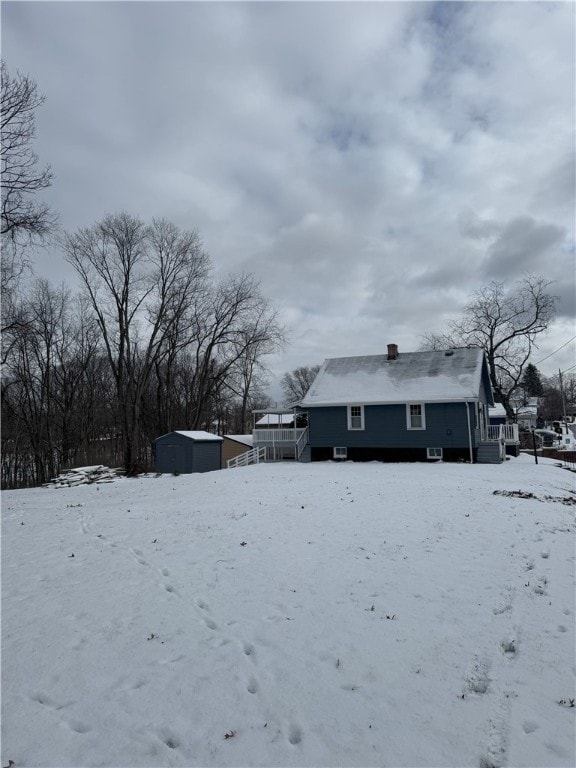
[465,401,474,463]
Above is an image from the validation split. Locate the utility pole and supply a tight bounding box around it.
[559,368,568,425]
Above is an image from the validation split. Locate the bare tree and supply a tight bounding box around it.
[1,61,57,352]
[220,293,285,432]
[1,60,56,246]
[138,273,284,438]
[421,276,556,421]
[63,213,211,473]
[184,273,285,430]
[1,281,101,486]
[280,365,321,404]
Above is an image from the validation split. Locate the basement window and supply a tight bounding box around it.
[427,447,443,460]
[333,447,348,460]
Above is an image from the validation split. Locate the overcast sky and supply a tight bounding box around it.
[3,1,575,400]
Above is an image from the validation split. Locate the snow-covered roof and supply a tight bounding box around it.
[223,434,253,447]
[255,414,295,426]
[173,431,223,441]
[301,347,489,407]
[516,406,538,417]
[489,404,507,418]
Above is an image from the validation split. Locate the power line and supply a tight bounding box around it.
[534,336,576,366]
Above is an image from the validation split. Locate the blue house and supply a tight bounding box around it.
[297,344,519,464]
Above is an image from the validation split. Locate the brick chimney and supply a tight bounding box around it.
[387,343,399,360]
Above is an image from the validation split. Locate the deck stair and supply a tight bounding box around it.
[298,444,311,462]
[295,427,310,462]
[477,423,520,463]
[477,441,504,464]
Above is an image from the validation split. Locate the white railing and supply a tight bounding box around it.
[227,446,266,469]
[486,424,519,443]
[252,428,307,444]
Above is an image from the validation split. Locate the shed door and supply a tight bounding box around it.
[163,444,188,474]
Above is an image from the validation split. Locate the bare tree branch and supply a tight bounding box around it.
[421,276,557,420]
[1,61,57,245]
[280,365,321,404]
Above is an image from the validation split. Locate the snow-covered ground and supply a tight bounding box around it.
[2,455,575,768]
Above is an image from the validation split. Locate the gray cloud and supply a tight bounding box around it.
[458,210,502,241]
[481,216,567,280]
[2,0,574,392]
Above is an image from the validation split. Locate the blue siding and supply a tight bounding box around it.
[479,360,494,406]
[308,403,476,450]
[191,441,222,473]
[154,433,221,473]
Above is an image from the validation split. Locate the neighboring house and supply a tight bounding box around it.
[491,401,539,431]
[222,435,253,468]
[509,394,542,410]
[154,431,223,474]
[515,406,538,430]
[298,344,519,464]
[488,403,507,425]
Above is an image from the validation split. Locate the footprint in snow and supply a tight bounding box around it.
[288,724,303,745]
[30,692,71,710]
[130,549,148,566]
[493,602,513,615]
[522,720,539,734]
[31,691,56,707]
[242,642,255,657]
[501,638,517,658]
[465,657,490,694]
[156,726,181,750]
[66,719,91,734]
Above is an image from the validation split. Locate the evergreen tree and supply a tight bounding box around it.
[521,363,544,398]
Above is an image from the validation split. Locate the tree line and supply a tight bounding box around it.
[1,214,284,487]
[1,62,283,487]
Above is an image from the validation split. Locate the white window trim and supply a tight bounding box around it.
[427,447,443,460]
[406,403,426,430]
[347,405,365,430]
[333,447,348,459]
